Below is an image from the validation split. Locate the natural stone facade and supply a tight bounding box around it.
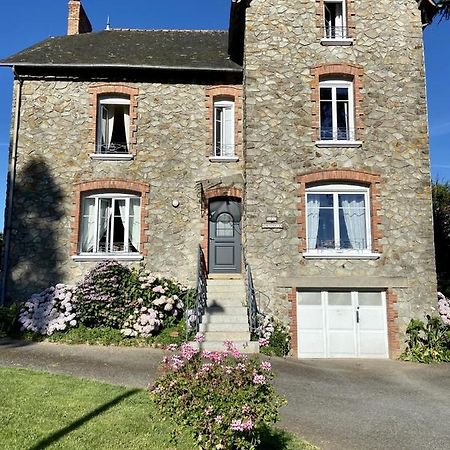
[243,0,436,354]
[7,80,244,299]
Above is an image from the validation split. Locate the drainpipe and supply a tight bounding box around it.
[1,69,23,305]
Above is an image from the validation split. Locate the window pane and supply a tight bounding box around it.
[358,292,382,306]
[328,292,352,306]
[320,87,332,100]
[298,292,322,306]
[216,213,234,237]
[320,101,333,140]
[314,194,335,249]
[336,101,349,140]
[113,199,126,252]
[336,88,348,100]
[128,198,140,253]
[80,198,96,252]
[98,199,112,253]
[215,107,223,156]
[338,194,367,250]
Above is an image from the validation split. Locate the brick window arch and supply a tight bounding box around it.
[310,63,364,143]
[205,85,243,160]
[71,179,150,257]
[88,84,139,156]
[296,169,382,254]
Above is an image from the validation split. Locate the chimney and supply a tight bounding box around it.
[67,0,92,35]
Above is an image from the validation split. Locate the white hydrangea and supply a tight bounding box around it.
[437,292,450,325]
[121,306,162,337]
[18,284,77,335]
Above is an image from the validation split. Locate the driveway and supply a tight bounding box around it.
[1,338,449,450]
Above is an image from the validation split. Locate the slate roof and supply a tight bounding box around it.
[0,29,242,72]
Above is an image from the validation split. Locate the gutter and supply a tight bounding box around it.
[0,62,243,73]
[1,70,22,306]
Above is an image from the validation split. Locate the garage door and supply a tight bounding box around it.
[297,291,388,358]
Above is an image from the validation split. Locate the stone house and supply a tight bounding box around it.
[0,0,438,358]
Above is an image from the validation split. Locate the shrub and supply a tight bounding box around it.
[18,284,76,335]
[150,340,286,450]
[75,260,132,328]
[0,304,21,335]
[257,315,291,357]
[400,315,450,363]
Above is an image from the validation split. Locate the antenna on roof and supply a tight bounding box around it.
[105,15,111,31]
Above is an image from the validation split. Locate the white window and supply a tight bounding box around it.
[79,193,140,255]
[324,1,346,39]
[305,184,372,256]
[97,96,130,154]
[213,100,235,158]
[319,80,355,142]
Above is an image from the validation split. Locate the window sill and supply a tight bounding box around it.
[303,252,381,260]
[315,140,362,148]
[320,38,354,46]
[90,154,134,161]
[209,156,239,163]
[72,254,143,262]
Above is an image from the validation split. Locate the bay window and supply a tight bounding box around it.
[79,193,140,255]
[306,184,371,255]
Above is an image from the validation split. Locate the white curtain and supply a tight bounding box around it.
[107,105,115,149]
[100,105,108,149]
[341,195,366,250]
[335,2,344,38]
[98,199,111,252]
[123,107,130,150]
[223,106,234,157]
[81,198,96,252]
[130,199,140,252]
[118,200,127,251]
[307,196,321,250]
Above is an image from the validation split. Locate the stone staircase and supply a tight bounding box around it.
[193,276,259,353]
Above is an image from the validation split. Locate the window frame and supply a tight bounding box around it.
[212,99,236,161]
[304,183,378,258]
[77,192,142,260]
[320,0,353,46]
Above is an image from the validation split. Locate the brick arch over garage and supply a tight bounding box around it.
[71,179,150,256]
[200,185,244,272]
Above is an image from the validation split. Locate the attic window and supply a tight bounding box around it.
[97,95,130,154]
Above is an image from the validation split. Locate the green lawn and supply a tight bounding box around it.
[0,368,317,450]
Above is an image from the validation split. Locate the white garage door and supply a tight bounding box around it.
[297,291,388,358]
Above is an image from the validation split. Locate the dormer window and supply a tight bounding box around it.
[213,99,235,158]
[97,95,130,154]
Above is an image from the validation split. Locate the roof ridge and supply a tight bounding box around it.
[104,28,228,33]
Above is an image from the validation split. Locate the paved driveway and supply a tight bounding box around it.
[1,339,449,449]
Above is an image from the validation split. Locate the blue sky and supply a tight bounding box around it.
[0,1,449,230]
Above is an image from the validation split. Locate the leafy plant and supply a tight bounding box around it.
[0,303,21,335]
[257,315,291,357]
[400,315,450,363]
[150,340,287,450]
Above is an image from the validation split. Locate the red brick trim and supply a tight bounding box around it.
[200,186,244,272]
[296,169,382,253]
[88,84,139,156]
[386,288,401,359]
[71,179,150,256]
[310,63,364,141]
[315,0,355,39]
[288,288,298,357]
[205,85,243,159]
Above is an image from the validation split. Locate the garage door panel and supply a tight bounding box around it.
[358,308,385,331]
[298,308,323,329]
[298,331,326,357]
[328,332,356,356]
[359,332,388,356]
[327,308,354,330]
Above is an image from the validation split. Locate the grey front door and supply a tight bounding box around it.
[209,198,241,273]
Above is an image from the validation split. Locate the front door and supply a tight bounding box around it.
[209,198,241,273]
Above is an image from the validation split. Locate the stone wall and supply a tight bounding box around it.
[6,80,243,300]
[243,0,437,354]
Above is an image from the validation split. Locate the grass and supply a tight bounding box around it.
[0,368,317,450]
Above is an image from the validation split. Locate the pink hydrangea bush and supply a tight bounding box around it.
[437,292,450,325]
[18,284,77,335]
[150,340,286,449]
[256,315,291,357]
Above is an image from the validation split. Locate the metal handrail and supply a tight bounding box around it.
[194,245,208,333]
[246,262,259,336]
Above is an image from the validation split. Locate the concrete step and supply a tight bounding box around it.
[207,287,246,296]
[206,306,248,315]
[203,331,250,341]
[203,313,248,324]
[207,298,245,308]
[190,340,260,354]
[207,279,245,287]
[199,322,250,333]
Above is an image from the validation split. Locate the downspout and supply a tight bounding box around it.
[1,69,23,305]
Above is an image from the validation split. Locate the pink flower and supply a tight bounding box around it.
[195,332,205,343]
[230,419,244,432]
[242,404,251,414]
[180,343,198,360]
[242,419,253,430]
[258,337,270,347]
[214,415,223,424]
[253,374,266,385]
[260,361,272,371]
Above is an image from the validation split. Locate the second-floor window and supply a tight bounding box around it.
[320,80,355,142]
[214,100,235,158]
[324,0,347,39]
[97,95,130,154]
